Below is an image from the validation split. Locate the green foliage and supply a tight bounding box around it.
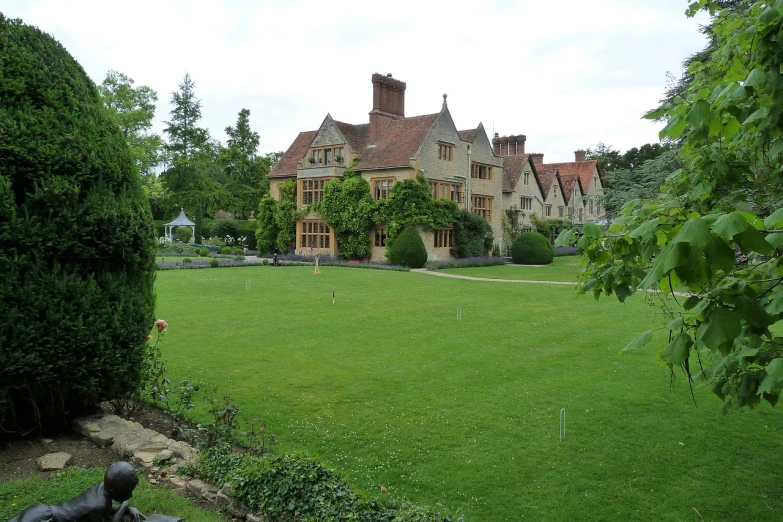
[256,197,280,254]
[375,174,460,249]
[212,220,239,243]
[220,246,232,255]
[511,232,554,265]
[387,226,428,268]
[560,0,783,411]
[217,109,271,219]
[274,180,301,252]
[199,247,209,257]
[318,170,375,259]
[210,258,220,268]
[602,148,682,217]
[451,209,493,258]
[98,70,163,179]
[0,15,156,432]
[174,227,192,243]
[233,247,243,255]
[161,74,222,245]
[586,142,673,174]
[531,216,571,242]
[195,445,460,522]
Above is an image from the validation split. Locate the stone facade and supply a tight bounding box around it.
[267,74,508,262]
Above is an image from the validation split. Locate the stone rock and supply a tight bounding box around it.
[40,438,53,445]
[218,482,235,498]
[226,500,250,518]
[132,451,157,467]
[37,452,72,471]
[168,476,188,491]
[155,449,174,463]
[187,479,206,496]
[246,514,264,522]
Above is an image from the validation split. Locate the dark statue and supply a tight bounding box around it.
[6,462,183,522]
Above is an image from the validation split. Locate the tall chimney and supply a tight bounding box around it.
[574,150,587,162]
[531,153,544,165]
[369,73,406,144]
[491,134,526,157]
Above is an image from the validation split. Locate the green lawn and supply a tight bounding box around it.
[0,468,223,522]
[155,266,783,521]
[439,256,581,281]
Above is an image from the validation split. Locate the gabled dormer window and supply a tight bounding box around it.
[309,146,345,166]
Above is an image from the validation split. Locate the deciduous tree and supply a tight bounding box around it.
[559,0,783,411]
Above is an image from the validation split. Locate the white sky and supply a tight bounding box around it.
[4,0,709,163]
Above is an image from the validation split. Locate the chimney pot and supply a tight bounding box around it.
[531,153,544,165]
[574,150,587,162]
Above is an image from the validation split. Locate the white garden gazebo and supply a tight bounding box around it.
[165,208,196,243]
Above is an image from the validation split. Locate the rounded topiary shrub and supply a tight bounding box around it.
[0,15,156,432]
[199,247,210,257]
[212,220,239,243]
[210,258,220,268]
[511,231,554,265]
[221,246,232,255]
[387,226,428,268]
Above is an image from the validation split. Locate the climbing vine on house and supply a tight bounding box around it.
[317,167,375,260]
[375,173,461,249]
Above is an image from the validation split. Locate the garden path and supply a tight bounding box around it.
[410,269,575,285]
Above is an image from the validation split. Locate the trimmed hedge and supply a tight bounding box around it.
[387,226,427,268]
[510,231,554,265]
[0,15,156,432]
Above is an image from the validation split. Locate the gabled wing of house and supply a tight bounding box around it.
[540,160,600,195]
[536,167,563,200]
[268,130,318,179]
[558,172,585,205]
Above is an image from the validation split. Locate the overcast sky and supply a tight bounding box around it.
[5,0,709,163]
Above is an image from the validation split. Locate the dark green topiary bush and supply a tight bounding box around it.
[0,15,156,433]
[221,246,232,255]
[511,231,554,265]
[210,258,220,268]
[212,220,239,243]
[199,247,210,257]
[387,226,428,268]
[451,209,493,258]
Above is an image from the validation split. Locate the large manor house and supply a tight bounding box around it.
[267,73,605,261]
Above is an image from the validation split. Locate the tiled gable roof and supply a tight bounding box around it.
[540,160,599,192]
[267,130,317,178]
[334,120,369,153]
[458,129,477,143]
[356,113,438,170]
[559,172,584,205]
[536,168,560,200]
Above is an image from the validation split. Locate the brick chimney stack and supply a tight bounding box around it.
[491,134,527,156]
[369,73,406,144]
[574,150,587,162]
[531,153,544,165]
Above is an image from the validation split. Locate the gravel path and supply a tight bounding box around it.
[410,269,575,285]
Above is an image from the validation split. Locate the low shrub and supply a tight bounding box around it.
[233,247,243,255]
[210,258,220,268]
[511,232,554,265]
[158,242,203,256]
[199,248,209,257]
[554,246,578,257]
[387,226,427,268]
[174,227,192,243]
[426,257,506,270]
[195,445,461,522]
[221,246,232,255]
[183,258,192,263]
[262,259,270,266]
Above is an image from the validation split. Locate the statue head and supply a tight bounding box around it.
[104,461,138,502]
